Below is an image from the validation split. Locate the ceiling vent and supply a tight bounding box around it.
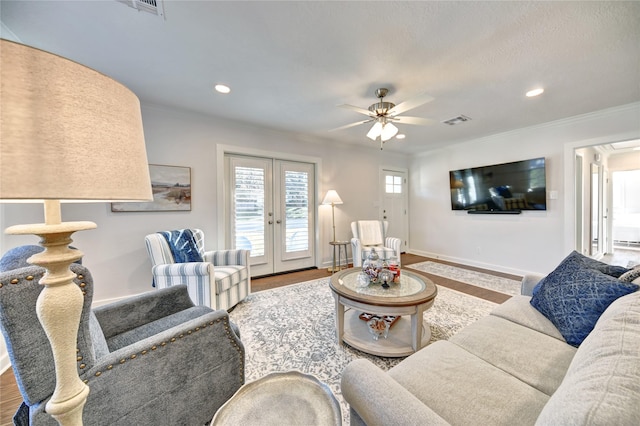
[118,0,165,19]
[442,115,472,126]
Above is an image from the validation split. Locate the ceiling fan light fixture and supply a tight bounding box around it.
[214,84,231,94]
[367,121,383,140]
[381,122,399,141]
[526,88,544,97]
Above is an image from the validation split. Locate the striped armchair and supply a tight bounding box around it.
[350,220,402,267]
[145,229,250,311]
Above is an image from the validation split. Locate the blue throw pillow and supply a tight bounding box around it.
[161,229,204,263]
[570,250,630,278]
[531,253,639,346]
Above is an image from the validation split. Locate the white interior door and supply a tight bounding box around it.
[226,155,315,276]
[380,169,408,252]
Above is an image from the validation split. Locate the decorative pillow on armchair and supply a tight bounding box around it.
[161,229,204,263]
[530,252,639,347]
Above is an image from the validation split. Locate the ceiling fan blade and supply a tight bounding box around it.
[338,104,375,117]
[391,116,436,126]
[329,119,374,132]
[387,92,435,116]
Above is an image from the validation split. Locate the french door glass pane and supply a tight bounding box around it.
[285,170,309,253]
[234,166,265,257]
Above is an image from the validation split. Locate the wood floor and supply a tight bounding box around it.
[0,253,519,425]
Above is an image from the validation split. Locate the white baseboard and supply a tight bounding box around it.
[91,291,150,307]
[1,351,10,375]
[406,249,538,278]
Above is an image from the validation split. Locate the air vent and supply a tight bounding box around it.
[118,0,165,18]
[442,115,472,126]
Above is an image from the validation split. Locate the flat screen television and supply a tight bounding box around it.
[449,157,546,212]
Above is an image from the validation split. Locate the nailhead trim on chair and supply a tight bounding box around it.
[0,273,95,376]
[74,274,91,374]
[83,317,245,385]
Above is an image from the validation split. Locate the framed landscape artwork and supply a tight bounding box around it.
[111,164,191,212]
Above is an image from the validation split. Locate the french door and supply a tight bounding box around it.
[226,155,315,276]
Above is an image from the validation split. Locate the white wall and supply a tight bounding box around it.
[407,102,640,276]
[0,103,409,303]
[609,150,640,171]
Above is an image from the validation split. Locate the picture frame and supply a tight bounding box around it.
[111,164,191,212]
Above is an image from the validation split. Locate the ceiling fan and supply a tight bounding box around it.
[331,88,436,149]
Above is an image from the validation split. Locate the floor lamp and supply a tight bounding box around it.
[322,190,343,243]
[322,190,345,273]
[0,40,152,425]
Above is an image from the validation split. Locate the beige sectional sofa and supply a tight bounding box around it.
[341,263,640,425]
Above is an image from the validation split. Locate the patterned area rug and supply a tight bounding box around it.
[228,277,497,424]
[406,261,522,296]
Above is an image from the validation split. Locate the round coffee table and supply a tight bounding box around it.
[329,268,437,357]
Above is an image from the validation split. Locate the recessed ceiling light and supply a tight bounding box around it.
[526,88,544,97]
[214,84,231,94]
[396,134,406,139]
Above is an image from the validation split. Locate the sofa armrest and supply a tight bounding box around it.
[384,237,402,265]
[521,273,546,296]
[203,249,250,267]
[351,238,363,267]
[151,262,211,277]
[93,285,196,338]
[341,359,451,426]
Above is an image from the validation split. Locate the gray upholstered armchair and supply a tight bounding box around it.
[0,246,244,425]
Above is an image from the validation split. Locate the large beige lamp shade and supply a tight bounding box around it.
[1,40,152,201]
[0,39,152,426]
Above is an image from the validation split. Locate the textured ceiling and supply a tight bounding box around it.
[1,1,639,154]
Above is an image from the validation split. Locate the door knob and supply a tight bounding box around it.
[276,220,282,224]
[268,220,273,225]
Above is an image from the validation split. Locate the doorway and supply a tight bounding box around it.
[380,168,408,252]
[574,140,640,267]
[225,154,316,276]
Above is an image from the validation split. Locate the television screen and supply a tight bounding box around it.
[449,157,546,211]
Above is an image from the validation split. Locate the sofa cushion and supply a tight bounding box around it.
[491,295,565,341]
[450,315,576,396]
[530,252,639,346]
[388,340,549,426]
[535,290,640,425]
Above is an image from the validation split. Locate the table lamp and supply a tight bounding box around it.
[0,40,152,425]
[322,190,343,242]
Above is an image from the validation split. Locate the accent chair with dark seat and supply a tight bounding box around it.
[0,245,245,425]
[350,220,402,267]
[145,228,250,311]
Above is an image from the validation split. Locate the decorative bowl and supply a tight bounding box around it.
[367,317,389,340]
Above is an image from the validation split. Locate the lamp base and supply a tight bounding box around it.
[6,220,96,426]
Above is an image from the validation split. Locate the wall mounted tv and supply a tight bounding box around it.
[449,157,546,213]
